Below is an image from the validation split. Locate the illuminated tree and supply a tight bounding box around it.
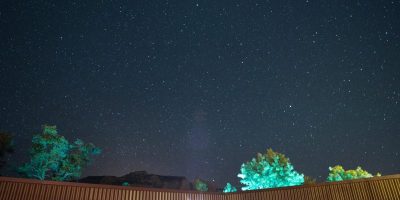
[326,165,380,182]
[194,178,208,192]
[237,148,304,190]
[122,182,129,186]
[54,138,101,181]
[0,132,14,172]
[18,125,101,181]
[223,182,237,193]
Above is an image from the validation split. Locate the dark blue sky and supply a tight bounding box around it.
[1,0,399,187]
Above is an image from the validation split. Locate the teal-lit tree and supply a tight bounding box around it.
[194,178,208,192]
[0,132,14,172]
[326,165,379,182]
[223,182,237,193]
[122,182,129,186]
[18,125,101,181]
[237,148,304,190]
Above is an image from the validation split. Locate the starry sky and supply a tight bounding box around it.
[1,0,399,187]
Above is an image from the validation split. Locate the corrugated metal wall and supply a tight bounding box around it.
[225,175,400,200]
[0,178,224,200]
[1,175,400,200]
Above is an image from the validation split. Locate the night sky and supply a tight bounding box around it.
[1,0,399,187]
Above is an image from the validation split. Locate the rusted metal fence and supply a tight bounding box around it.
[1,175,399,200]
[225,174,400,200]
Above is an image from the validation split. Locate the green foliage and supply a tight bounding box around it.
[0,132,13,157]
[18,125,101,181]
[194,178,208,192]
[122,182,129,186]
[237,148,304,190]
[326,165,378,182]
[303,175,317,185]
[223,182,237,193]
[0,132,14,171]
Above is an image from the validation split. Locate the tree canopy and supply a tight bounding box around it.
[223,182,237,193]
[303,175,317,185]
[237,148,304,190]
[326,165,380,182]
[0,132,14,172]
[194,178,208,192]
[18,125,101,181]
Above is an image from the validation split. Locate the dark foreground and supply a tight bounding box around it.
[1,174,400,200]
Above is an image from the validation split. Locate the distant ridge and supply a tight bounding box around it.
[78,171,202,191]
